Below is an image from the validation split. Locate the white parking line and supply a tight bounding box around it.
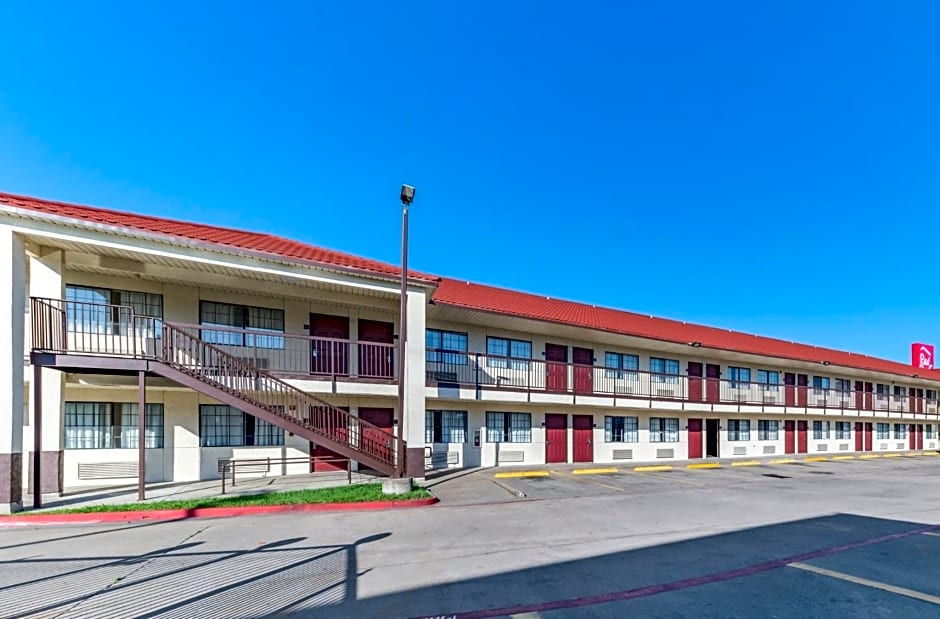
[788,562,940,605]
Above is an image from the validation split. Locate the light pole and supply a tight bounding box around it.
[396,184,415,477]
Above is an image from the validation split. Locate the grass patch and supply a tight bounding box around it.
[25,483,432,515]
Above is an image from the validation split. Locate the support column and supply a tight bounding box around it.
[403,288,427,478]
[27,247,64,499]
[0,228,26,513]
[138,370,146,501]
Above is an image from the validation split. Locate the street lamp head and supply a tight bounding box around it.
[400,184,416,206]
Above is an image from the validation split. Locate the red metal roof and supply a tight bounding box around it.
[0,191,438,283]
[435,278,938,380]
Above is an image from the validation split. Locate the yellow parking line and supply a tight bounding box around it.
[634,465,673,472]
[804,456,829,462]
[832,455,855,461]
[731,460,761,467]
[687,462,721,470]
[922,452,939,456]
[902,452,923,457]
[572,467,618,475]
[789,562,940,605]
[883,453,902,458]
[770,458,798,464]
[494,471,550,479]
[858,454,880,459]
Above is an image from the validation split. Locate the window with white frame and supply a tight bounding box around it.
[927,425,936,439]
[757,370,780,391]
[758,420,778,441]
[199,405,284,447]
[199,301,285,349]
[426,330,468,365]
[876,423,890,439]
[894,423,908,439]
[894,385,907,399]
[65,285,164,337]
[64,402,164,449]
[485,337,532,370]
[425,410,468,443]
[605,416,638,443]
[649,417,679,443]
[876,383,889,400]
[928,390,938,402]
[835,421,852,440]
[834,378,852,393]
[727,419,750,441]
[605,352,639,380]
[485,412,531,443]
[812,376,830,393]
[728,367,750,389]
[650,358,679,383]
[813,420,830,439]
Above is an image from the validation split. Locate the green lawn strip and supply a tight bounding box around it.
[23,483,432,515]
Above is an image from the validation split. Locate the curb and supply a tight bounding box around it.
[0,497,439,527]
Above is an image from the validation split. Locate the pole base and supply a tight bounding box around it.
[381,477,413,495]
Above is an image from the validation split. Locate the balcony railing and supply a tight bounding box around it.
[426,349,940,415]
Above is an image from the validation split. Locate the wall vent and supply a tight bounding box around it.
[879,443,888,450]
[896,443,906,450]
[612,449,633,460]
[838,444,849,451]
[816,444,828,452]
[762,445,776,455]
[429,371,458,382]
[498,451,525,463]
[656,448,675,459]
[733,446,747,456]
[78,462,138,480]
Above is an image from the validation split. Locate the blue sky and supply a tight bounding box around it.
[1,2,938,362]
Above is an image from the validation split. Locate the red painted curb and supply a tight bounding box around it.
[0,497,438,526]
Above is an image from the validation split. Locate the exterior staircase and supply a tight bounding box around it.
[29,297,404,476]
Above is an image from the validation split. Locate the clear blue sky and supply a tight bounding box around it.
[1,2,938,362]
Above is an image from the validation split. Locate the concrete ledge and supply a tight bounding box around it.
[381,477,414,495]
[0,497,439,527]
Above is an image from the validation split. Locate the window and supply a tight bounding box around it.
[835,422,852,440]
[894,385,907,399]
[64,402,164,449]
[813,420,830,439]
[199,301,284,349]
[605,416,639,443]
[485,412,531,443]
[485,337,532,370]
[894,423,908,439]
[757,370,780,391]
[65,285,164,336]
[834,378,852,393]
[927,425,936,439]
[425,410,468,443]
[876,384,889,398]
[426,329,468,365]
[649,417,679,443]
[928,390,938,402]
[812,376,830,392]
[758,420,778,441]
[728,367,751,388]
[199,405,284,447]
[727,419,750,441]
[876,423,890,439]
[605,353,639,379]
[650,358,680,383]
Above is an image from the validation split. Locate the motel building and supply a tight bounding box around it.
[1,191,939,512]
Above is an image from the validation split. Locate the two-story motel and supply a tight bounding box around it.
[1,191,938,512]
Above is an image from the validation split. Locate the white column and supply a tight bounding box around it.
[0,228,26,512]
[403,287,427,476]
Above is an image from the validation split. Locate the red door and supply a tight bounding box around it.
[312,405,349,472]
[688,418,703,458]
[705,364,720,402]
[784,373,796,406]
[310,313,349,376]
[688,363,704,402]
[797,375,809,407]
[797,420,808,454]
[854,381,864,410]
[572,415,594,462]
[864,422,873,451]
[909,392,916,415]
[359,407,394,471]
[784,420,795,454]
[917,424,924,449]
[917,389,925,414]
[573,347,594,395]
[909,424,917,450]
[358,319,394,378]
[545,344,568,392]
[545,413,568,463]
[854,422,863,451]
[864,383,874,410]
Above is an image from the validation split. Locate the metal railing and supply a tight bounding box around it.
[31,297,405,475]
[172,322,397,380]
[426,349,940,416]
[220,456,355,494]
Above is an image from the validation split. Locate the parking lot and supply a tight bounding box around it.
[2,455,940,617]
